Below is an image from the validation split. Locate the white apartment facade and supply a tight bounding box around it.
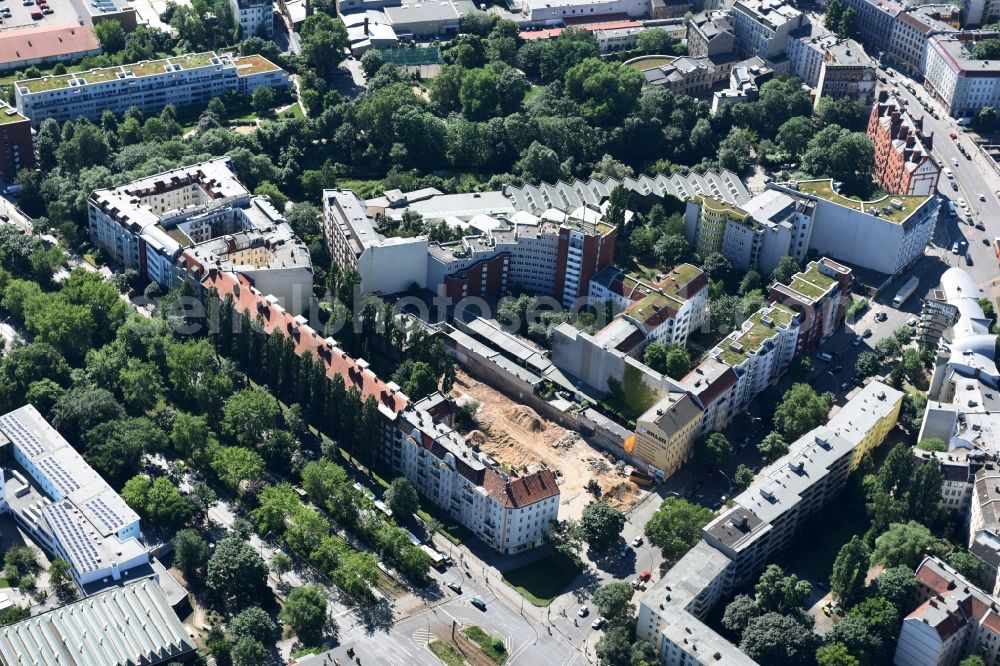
[925,33,1000,118]
[393,399,560,554]
[230,0,274,37]
[14,52,289,125]
[731,0,804,59]
[89,158,313,315]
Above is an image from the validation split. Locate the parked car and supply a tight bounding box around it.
[979,193,987,201]
[863,329,872,338]
[966,254,974,266]
[470,596,487,611]
[952,242,961,254]
[907,318,918,327]
[852,336,862,346]
[977,222,986,231]
[447,582,462,593]
[578,606,589,618]
[592,616,606,630]
[631,536,643,547]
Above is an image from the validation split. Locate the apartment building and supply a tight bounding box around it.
[711,57,774,113]
[685,188,812,275]
[815,39,877,106]
[14,52,289,125]
[731,0,805,59]
[393,396,560,554]
[635,381,901,666]
[769,180,938,275]
[888,6,958,77]
[0,405,150,590]
[89,158,313,315]
[632,390,704,479]
[705,381,903,587]
[925,32,1000,118]
[640,55,737,95]
[636,541,759,666]
[588,263,709,351]
[768,257,853,355]
[0,101,33,181]
[840,0,901,51]
[868,91,942,196]
[894,557,1000,666]
[230,0,274,37]
[687,10,736,58]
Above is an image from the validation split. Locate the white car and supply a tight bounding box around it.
[979,193,987,201]
[953,158,960,167]
[907,318,918,327]
[578,606,589,618]
[631,536,643,547]
[959,199,968,209]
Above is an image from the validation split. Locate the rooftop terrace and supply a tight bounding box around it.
[0,104,27,124]
[795,179,926,223]
[626,264,704,322]
[717,303,797,366]
[787,261,837,299]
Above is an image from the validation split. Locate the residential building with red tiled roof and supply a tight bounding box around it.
[868,91,942,197]
[0,24,100,74]
[895,556,1000,666]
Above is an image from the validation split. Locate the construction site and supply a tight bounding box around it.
[450,369,648,520]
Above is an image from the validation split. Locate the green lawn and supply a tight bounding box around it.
[502,551,581,606]
[463,626,507,665]
[429,640,465,666]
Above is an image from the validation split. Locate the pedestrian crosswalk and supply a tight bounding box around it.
[412,627,432,645]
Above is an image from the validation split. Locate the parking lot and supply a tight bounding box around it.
[0,0,81,32]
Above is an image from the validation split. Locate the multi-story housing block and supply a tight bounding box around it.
[635,381,901,666]
[769,257,853,355]
[89,158,313,315]
[769,180,938,275]
[868,91,942,196]
[0,101,34,181]
[15,52,289,125]
[519,0,651,24]
[230,0,274,37]
[889,6,958,77]
[731,0,804,59]
[393,397,560,554]
[0,405,150,590]
[588,263,709,351]
[841,0,901,52]
[925,32,1000,118]
[705,381,903,587]
[894,557,1000,666]
[632,390,704,479]
[687,10,736,58]
[814,38,877,107]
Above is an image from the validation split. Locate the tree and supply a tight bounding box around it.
[515,141,561,183]
[593,582,635,625]
[644,497,715,562]
[231,636,269,666]
[84,418,164,489]
[773,383,833,440]
[694,432,732,470]
[223,388,280,448]
[250,86,276,115]
[717,127,755,173]
[948,550,987,587]
[830,536,870,608]
[976,106,997,130]
[173,529,209,578]
[122,475,195,530]
[816,642,861,666]
[280,584,328,645]
[331,550,378,599]
[212,446,266,491]
[734,464,755,490]
[51,385,125,447]
[206,537,268,607]
[873,565,917,612]
[877,444,914,498]
[740,613,816,665]
[595,625,632,666]
[815,97,868,130]
[758,432,788,462]
[908,462,943,524]
[974,38,1000,60]
[563,58,643,125]
[771,256,801,285]
[643,343,693,380]
[722,595,760,636]
[855,351,880,378]
[579,501,626,551]
[755,564,811,614]
[360,48,384,78]
[48,558,73,598]
[300,13,349,81]
[269,551,292,583]
[801,126,876,197]
[636,27,680,55]
[229,606,276,645]
[871,521,945,569]
[916,438,947,452]
[776,116,815,157]
[384,477,420,516]
[94,19,126,53]
[960,657,987,666]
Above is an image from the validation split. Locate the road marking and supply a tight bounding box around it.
[412,626,432,645]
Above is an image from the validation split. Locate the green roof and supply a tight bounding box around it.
[786,262,837,299]
[717,303,797,367]
[0,106,27,124]
[795,179,927,224]
[625,263,704,324]
[17,52,220,93]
